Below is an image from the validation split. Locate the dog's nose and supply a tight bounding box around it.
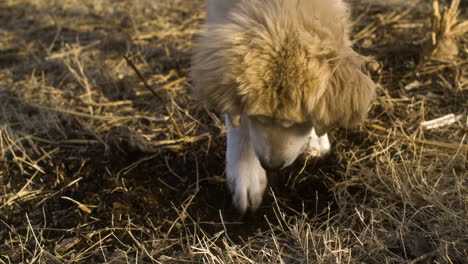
[259,158,284,170]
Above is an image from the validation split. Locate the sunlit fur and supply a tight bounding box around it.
[191,0,376,213]
[225,115,267,212]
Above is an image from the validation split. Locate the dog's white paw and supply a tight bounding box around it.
[307,129,331,157]
[227,167,267,214]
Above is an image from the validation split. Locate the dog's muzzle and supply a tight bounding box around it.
[259,158,285,170]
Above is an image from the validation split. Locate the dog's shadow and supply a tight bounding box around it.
[181,129,370,239]
[98,135,344,241]
[180,147,342,239]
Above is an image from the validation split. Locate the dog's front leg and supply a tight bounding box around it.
[225,114,267,214]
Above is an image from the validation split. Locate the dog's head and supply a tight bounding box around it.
[191,0,376,169]
[244,114,314,169]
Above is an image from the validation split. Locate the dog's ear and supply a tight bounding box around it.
[190,27,245,116]
[312,52,376,135]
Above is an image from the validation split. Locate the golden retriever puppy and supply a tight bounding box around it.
[191,0,376,213]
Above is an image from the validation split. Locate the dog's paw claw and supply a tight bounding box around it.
[228,170,267,214]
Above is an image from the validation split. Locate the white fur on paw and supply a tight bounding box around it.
[307,129,331,157]
[227,168,267,214]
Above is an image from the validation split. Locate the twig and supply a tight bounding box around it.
[82,100,133,107]
[135,77,187,96]
[46,40,101,60]
[368,124,468,151]
[155,77,187,92]
[432,0,440,46]
[165,105,185,138]
[61,196,96,214]
[421,114,464,129]
[123,55,163,101]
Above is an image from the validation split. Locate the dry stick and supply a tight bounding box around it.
[82,100,133,107]
[432,0,440,46]
[123,55,163,101]
[135,77,187,95]
[123,55,186,138]
[156,77,187,92]
[0,172,40,209]
[126,229,162,264]
[165,105,185,138]
[368,124,468,151]
[165,191,198,238]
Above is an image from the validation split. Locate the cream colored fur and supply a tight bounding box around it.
[191,0,376,213]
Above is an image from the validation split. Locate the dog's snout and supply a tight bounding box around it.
[259,158,284,170]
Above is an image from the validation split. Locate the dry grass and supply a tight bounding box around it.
[0,0,467,263]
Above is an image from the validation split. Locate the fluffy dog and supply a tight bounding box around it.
[191,0,376,213]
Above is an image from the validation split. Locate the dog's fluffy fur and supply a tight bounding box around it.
[191,0,376,213]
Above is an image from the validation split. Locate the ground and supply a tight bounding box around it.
[0,0,467,263]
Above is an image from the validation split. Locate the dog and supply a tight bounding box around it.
[191,0,376,213]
